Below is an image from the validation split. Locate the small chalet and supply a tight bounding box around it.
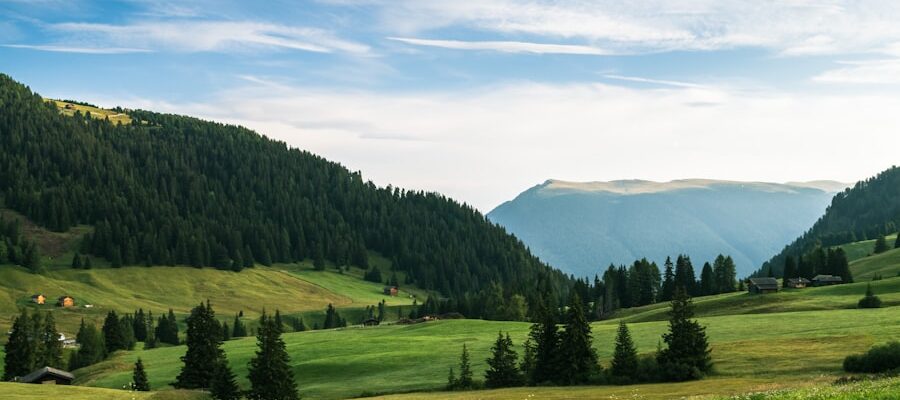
[31,294,46,305]
[747,277,779,294]
[18,367,75,385]
[64,103,75,110]
[57,296,75,308]
[383,286,398,296]
[786,278,811,289]
[812,274,843,286]
[362,318,380,327]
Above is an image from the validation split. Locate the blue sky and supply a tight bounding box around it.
[2,0,899,210]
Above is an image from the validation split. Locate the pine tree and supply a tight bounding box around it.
[83,256,92,269]
[232,314,247,338]
[657,287,712,381]
[210,359,241,400]
[557,293,598,385]
[660,257,675,302]
[782,256,797,288]
[530,308,560,385]
[174,301,224,389]
[247,311,299,400]
[222,322,231,341]
[484,332,521,388]
[611,320,638,382]
[71,252,82,269]
[874,235,888,254]
[39,312,63,369]
[3,309,34,380]
[699,262,714,296]
[446,367,457,390]
[134,309,148,342]
[102,310,125,354]
[70,322,105,369]
[857,284,882,308]
[454,344,473,390]
[132,358,150,391]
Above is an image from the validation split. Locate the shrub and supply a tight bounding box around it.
[843,341,900,373]
[857,284,882,309]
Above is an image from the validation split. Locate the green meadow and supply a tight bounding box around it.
[48,99,133,125]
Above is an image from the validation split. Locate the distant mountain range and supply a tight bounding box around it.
[487,179,849,278]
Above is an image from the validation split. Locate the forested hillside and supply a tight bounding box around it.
[0,74,570,319]
[760,166,900,277]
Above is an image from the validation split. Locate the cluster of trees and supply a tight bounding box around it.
[322,304,347,329]
[873,234,899,254]
[843,341,900,373]
[2,309,63,380]
[778,247,853,283]
[760,166,900,277]
[0,215,41,272]
[0,74,571,319]
[567,254,736,321]
[173,301,299,400]
[448,288,712,391]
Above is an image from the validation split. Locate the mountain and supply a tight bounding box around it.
[0,74,570,319]
[487,179,847,278]
[760,165,900,277]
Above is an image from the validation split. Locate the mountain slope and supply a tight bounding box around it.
[488,179,844,277]
[0,74,570,318]
[760,166,900,277]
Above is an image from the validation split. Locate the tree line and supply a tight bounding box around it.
[774,246,853,283]
[0,74,571,320]
[447,287,712,391]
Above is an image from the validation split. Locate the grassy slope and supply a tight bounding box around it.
[77,302,900,399]
[837,233,898,262]
[0,382,206,400]
[848,247,900,281]
[49,99,132,125]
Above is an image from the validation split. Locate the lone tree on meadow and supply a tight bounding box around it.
[174,301,224,389]
[657,287,712,381]
[611,320,638,382]
[247,310,299,400]
[132,358,150,391]
[858,284,883,308]
[484,332,522,388]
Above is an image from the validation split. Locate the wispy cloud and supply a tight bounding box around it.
[25,20,369,55]
[603,74,707,89]
[3,43,151,54]
[388,37,612,55]
[813,59,900,84]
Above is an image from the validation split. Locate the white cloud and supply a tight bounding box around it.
[813,59,900,84]
[347,1,900,56]
[387,37,611,55]
[110,79,899,211]
[2,44,151,54]
[602,74,707,88]
[42,21,370,54]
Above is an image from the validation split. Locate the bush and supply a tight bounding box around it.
[843,341,900,373]
[858,284,883,308]
[658,361,703,382]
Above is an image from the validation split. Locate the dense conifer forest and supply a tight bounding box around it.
[759,166,900,277]
[0,74,572,319]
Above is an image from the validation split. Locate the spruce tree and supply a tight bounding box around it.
[874,235,888,254]
[611,320,638,382]
[102,310,125,354]
[699,262,714,296]
[660,257,675,302]
[858,284,882,308]
[174,301,224,389]
[446,367,457,390]
[70,322,105,369]
[454,344,473,390]
[557,293,598,385]
[484,332,521,388]
[3,309,34,380]
[210,359,241,400]
[222,322,231,341]
[232,314,247,338]
[132,358,150,391]
[247,311,299,400]
[39,312,63,369]
[657,287,712,381]
[71,252,82,268]
[134,309,148,342]
[530,308,560,385]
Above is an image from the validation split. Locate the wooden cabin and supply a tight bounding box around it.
[57,296,75,308]
[64,103,75,110]
[362,318,380,327]
[786,278,811,288]
[383,286,398,296]
[18,367,75,385]
[747,277,779,294]
[31,294,46,305]
[812,275,843,286]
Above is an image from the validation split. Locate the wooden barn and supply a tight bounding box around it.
[362,318,380,327]
[747,277,779,294]
[786,278,811,288]
[812,274,843,286]
[383,286,398,296]
[57,296,75,308]
[18,367,75,385]
[31,294,46,305]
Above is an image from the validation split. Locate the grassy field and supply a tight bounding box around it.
[837,233,898,262]
[48,99,133,125]
[848,247,900,281]
[0,382,207,399]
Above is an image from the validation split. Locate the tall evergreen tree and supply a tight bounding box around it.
[38,312,63,369]
[102,310,126,354]
[174,301,224,389]
[611,320,638,382]
[874,235,889,254]
[71,252,82,269]
[530,309,560,385]
[454,344,474,390]
[484,332,521,388]
[699,262,715,296]
[660,257,675,302]
[657,288,712,381]
[557,293,598,385]
[782,256,797,288]
[247,311,299,400]
[210,359,241,400]
[132,358,150,391]
[134,309,148,342]
[232,314,247,338]
[70,322,105,369]
[3,309,34,380]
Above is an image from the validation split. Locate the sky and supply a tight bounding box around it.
[1,0,899,211]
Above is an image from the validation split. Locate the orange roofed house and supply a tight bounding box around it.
[57,296,75,308]
[31,294,46,305]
